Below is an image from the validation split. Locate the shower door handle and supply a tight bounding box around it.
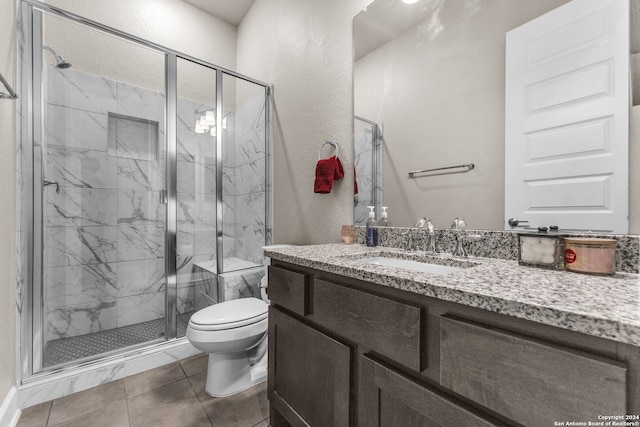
[159,189,167,204]
[43,178,60,194]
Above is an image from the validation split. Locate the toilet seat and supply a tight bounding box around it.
[189,298,268,331]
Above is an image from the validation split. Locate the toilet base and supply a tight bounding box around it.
[204,350,267,398]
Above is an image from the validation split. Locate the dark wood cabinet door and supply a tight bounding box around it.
[359,355,504,427]
[269,307,351,427]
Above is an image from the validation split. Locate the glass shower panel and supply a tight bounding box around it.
[40,12,167,367]
[354,117,383,225]
[219,73,267,301]
[175,59,217,321]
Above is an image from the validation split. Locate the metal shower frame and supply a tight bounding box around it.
[18,0,272,381]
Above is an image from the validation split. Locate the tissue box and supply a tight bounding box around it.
[518,233,564,270]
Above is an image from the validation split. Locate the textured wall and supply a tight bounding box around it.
[236,0,361,245]
[0,0,16,403]
[43,0,237,103]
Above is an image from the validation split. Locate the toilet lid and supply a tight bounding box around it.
[189,298,268,329]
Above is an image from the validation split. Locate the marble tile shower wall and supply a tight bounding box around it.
[225,94,268,266]
[40,67,268,341]
[175,95,218,318]
[43,66,169,341]
[354,126,373,225]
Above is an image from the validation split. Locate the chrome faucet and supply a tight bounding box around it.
[450,217,467,229]
[415,217,429,228]
[453,234,467,257]
[454,233,482,258]
[404,230,415,251]
[424,219,438,253]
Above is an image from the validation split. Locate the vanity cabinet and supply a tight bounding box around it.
[359,355,504,426]
[439,316,627,426]
[267,261,639,427]
[268,307,350,427]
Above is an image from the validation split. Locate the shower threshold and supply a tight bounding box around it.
[43,311,194,368]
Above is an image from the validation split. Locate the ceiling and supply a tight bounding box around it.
[182,0,256,26]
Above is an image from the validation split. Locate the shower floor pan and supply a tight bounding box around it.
[43,311,194,368]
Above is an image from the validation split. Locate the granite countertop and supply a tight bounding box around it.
[264,243,640,347]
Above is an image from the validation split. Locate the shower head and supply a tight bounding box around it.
[43,46,72,69]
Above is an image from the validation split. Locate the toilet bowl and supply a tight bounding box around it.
[187,245,295,397]
[186,297,268,397]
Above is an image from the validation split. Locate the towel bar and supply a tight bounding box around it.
[408,163,474,178]
[318,140,339,159]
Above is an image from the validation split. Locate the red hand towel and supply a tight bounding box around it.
[314,156,338,193]
[334,156,345,179]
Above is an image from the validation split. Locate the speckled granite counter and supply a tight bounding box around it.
[264,244,640,347]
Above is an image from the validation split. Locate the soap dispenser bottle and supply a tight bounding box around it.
[378,206,391,226]
[366,206,377,247]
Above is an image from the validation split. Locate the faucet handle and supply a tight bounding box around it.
[451,217,466,229]
[426,219,435,233]
[415,217,428,228]
[453,234,466,258]
[454,233,482,258]
[404,230,415,251]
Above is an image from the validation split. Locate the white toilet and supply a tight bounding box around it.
[186,296,269,397]
[186,246,294,397]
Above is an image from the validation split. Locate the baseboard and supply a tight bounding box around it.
[17,338,200,409]
[0,386,20,427]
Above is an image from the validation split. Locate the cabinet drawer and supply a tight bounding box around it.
[312,279,424,371]
[268,265,308,316]
[440,316,627,426]
[359,355,504,427]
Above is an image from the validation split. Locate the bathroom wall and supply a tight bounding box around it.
[0,0,16,406]
[236,0,365,245]
[43,0,237,96]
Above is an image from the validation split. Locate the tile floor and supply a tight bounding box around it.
[16,354,269,427]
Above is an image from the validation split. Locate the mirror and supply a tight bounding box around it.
[354,0,639,232]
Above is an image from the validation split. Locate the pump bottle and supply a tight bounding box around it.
[378,206,391,226]
[366,206,377,247]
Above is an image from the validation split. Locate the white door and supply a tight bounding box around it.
[505,0,629,233]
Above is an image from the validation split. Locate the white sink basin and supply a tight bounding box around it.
[362,257,465,275]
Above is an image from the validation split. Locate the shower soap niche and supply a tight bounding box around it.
[107,112,159,161]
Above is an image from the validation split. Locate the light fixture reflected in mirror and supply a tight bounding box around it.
[194,109,227,134]
[401,0,419,4]
[205,110,215,126]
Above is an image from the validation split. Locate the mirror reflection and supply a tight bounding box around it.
[354,0,639,233]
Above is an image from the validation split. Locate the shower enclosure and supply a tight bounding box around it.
[18,1,271,377]
[354,116,383,224]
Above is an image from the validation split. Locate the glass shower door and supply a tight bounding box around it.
[175,58,218,331]
[354,116,383,225]
[37,10,168,368]
[218,73,269,301]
